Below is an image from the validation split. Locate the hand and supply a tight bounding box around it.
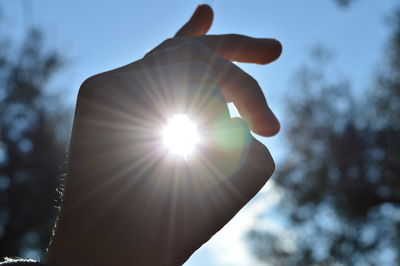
[46,5,281,266]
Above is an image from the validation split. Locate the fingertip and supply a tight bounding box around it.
[273,39,283,61]
[198,4,214,35]
[252,117,280,137]
[175,4,214,37]
[197,4,213,17]
[194,4,214,34]
[258,39,283,65]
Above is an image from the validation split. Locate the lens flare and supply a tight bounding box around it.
[162,114,199,159]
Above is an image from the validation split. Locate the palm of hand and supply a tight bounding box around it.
[62,62,268,265]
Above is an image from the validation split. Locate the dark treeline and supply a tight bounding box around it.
[0,29,66,258]
[248,6,400,266]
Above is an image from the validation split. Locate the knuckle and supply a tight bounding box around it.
[78,76,95,98]
[231,73,260,99]
[77,75,104,100]
[161,37,175,48]
[245,75,259,87]
[146,38,175,56]
[224,33,242,39]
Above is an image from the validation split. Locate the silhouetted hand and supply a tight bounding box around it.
[46,5,282,266]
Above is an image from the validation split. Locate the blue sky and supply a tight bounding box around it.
[1,0,398,264]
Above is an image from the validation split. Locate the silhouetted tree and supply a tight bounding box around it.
[248,7,400,266]
[0,28,66,259]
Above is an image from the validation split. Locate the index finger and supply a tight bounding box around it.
[142,41,280,136]
[148,34,282,65]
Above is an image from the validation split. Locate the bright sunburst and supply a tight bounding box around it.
[162,114,199,159]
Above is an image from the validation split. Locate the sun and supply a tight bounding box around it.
[162,114,199,159]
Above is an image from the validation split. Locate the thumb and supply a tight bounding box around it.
[175,4,214,37]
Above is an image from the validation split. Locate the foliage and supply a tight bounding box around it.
[248,8,400,266]
[0,29,65,259]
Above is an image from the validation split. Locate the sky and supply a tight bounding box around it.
[1,0,398,264]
